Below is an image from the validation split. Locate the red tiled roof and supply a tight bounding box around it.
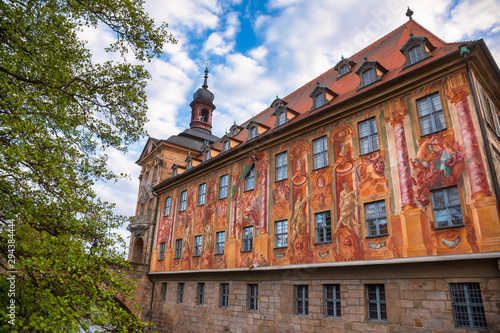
[211,20,467,152]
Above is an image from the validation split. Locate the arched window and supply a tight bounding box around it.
[201,109,209,122]
[132,238,144,263]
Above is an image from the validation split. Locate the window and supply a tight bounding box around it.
[152,166,158,182]
[194,235,202,256]
[220,283,229,308]
[140,203,144,215]
[365,201,388,237]
[315,93,326,108]
[198,183,206,206]
[223,140,230,152]
[367,284,386,321]
[476,82,493,126]
[197,283,205,305]
[313,136,328,169]
[219,174,228,199]
[276,110,286,126]
[177,283,185,303]
[164,197,171,216]
[145,172,149,182]
[340,64,349,76]
[248,284,258,311]
[175,239,182,259]
[245,166,255,191]
[160,283,167,301]
[204,149,210,161]
[315,211,332,243]
[232,128,238,136]
[159,242,165,261]
[275,152,288,181]
[431,186,464,229]
[249,126,258,139]
[172,167,177,176]
[417,92,446,136]
[187,160,192,170]
[295,285,309,316]
[358,118,379,155]
[450,283,487,329]
[201,109,209,122]
[242,226,253,252]
[408,45,424,64]
[362,69,376,86]
[275,220,288,248]
[325,284,341,318]
[180,191,187,211]
[148,199,153,215]
[488,98,500,135]
[216,231,225,254]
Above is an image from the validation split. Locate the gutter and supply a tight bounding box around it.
[460,44,500,212]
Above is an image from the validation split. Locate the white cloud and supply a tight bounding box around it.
[444,0,500,41]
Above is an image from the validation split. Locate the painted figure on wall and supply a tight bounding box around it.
[272,181,290,220]
[335,182,361,237]
[311,171,333,210]
[290,193,313,242]
[356,151,389,199]
[411,130,465,209]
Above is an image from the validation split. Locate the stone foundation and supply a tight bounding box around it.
[143,258,500,332]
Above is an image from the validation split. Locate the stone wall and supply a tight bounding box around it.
[146,259,500,332]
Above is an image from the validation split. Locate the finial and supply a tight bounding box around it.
[225,129,228,135]
[410,31,414,37]
[252,115,255,122]
[202,64,209,89]
[341,55,344,60]
[406,6,413,21]
[276,95,279,99]
[234,120,237,125]
[188,151,191,157]
[316,81,320,86]
[364,56,368,61]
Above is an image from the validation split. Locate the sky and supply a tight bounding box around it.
[82,0,500,254]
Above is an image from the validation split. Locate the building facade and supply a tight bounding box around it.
[127,17,500,332]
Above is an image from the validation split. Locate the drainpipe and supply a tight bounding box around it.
[460,44,500,211]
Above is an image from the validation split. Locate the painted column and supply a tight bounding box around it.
[445,73,492,199]
[386,99,417,210]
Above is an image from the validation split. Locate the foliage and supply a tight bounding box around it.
[0,0,174,331]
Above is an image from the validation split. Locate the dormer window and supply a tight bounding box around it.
[315,93,326,108]
[308,83,338,110]
[187,160,192,170]
[334,57,355,80]
[232,128,238,136]
[408,45,424,64]
[340,64,349,76]
[249,126,258,139]
[355,59,387,89]
[400,34,435,69]
[223,140,230,152]
[362,69,376,86]
[276,110,286,126]
[172,166,177,177]
[204,149,211,161]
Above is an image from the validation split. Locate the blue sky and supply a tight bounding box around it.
[81,0,500,253]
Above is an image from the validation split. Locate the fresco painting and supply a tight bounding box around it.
[355,151,389,200]
[331,122,363,261]
[410,129,465,209]
[289,139,314,264]
[150,74,500,274]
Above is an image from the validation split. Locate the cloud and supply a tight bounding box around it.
[444,0,500,41]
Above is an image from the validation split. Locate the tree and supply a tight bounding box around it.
[0,0,174,331]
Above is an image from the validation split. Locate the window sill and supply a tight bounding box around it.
[365,234,389,239]
[420,128,448,138]
[313,165,330,172]
[434,224,465,231]
[274,178,288,183]
[241,250,253,253]
[244,188,255,193]
[219,196,228,200]
[359,148,381,158]
[274,246,288,250]
[314,241,332,245]
[214,252,224,256]
[193,255,201,257]
[174,257,181,260]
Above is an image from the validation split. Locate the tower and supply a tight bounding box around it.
[189,67,215,132]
